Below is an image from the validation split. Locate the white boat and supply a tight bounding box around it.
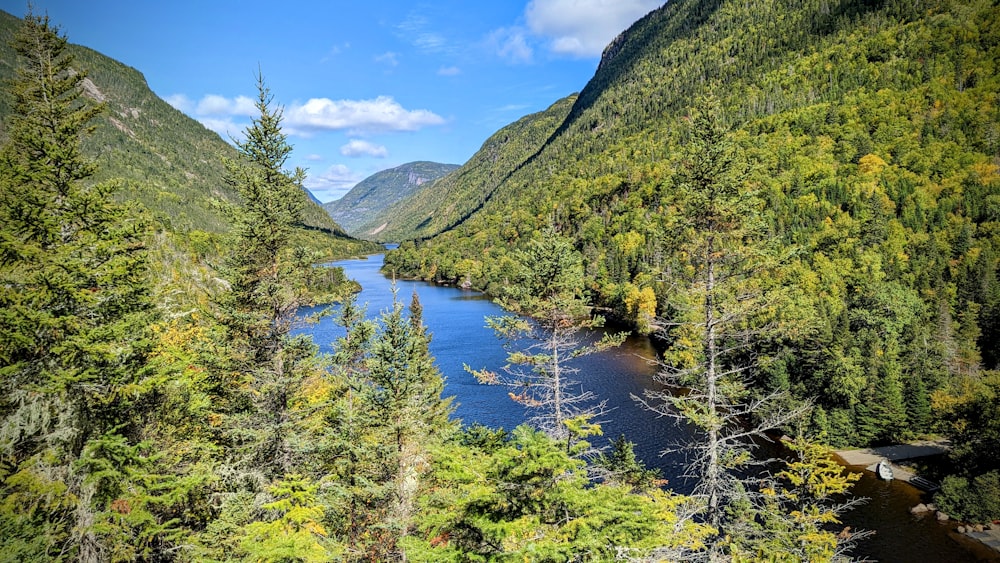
[876,459,894,480]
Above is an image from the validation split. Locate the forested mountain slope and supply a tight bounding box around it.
[0,9,376,259]
[386,0,1000,447]
[322,161,459,239]
[371,94,578,242]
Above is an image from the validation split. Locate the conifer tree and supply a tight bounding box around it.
[640,98,805,559]
[214,72,317,480]
[468,228,625,446]
[0,10,156,560]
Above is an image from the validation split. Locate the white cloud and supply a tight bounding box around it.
[488,27,533,64]
[304,164,366,202]
[340,140,388,158]
[195,94,257,117]
[285,96,446,134]
[437,66,461,76]
[375,51,399,67]
[397,13,449,54]
[525,0,663,57]
[165,93,192,113]
[305,154,325,161]
[413,33,446,51]
[197,117,243,140]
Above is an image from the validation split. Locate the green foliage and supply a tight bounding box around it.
[728,438,863,562]
[932,370,1000,523]
[595,434,664,492]
[468,229,627,442]
[935,471,1000,524]
[0,10,211,559]
[404,425,712,561]
[241,474,340,563]
[386,0,1000,450]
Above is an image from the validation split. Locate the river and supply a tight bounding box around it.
[299,253,996,562]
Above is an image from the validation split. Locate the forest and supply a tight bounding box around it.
[2,1,1000,562]
[384,0,1000,534]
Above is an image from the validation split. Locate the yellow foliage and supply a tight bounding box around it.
[858,153,888,176]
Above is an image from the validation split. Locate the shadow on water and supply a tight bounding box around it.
[300,253,994,562]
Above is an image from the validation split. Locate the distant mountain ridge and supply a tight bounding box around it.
[358,95,578,243]
[322,161,459,239]
[0,9,377,258]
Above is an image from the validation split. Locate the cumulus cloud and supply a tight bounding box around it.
[285,96,446,134]
[197,117,243,140]
[195,94,257,116]
[340,139,388,158]
[303,164,366,202]
[525,0,662,57]
[165,93,192,113]
[488,27,533,64]
[437,66,461,76]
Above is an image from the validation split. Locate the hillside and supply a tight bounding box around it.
[0,9,377,259]
[372,95,577,243]
[322,161,459,239]
[385,0,1000,448]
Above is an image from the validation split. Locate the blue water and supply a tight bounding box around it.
[298,253,693,485]
[297,253,989,562]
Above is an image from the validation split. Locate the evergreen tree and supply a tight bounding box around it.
[365,289,453,541]
[640,98,806,559]
[0,10,157,559]
[214,72,318,480]
[468,228,626,446]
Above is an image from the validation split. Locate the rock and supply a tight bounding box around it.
[958,526,967,534]
[973,524,985,533]
[936,511,950,522]
[911,503,929,514]
[926,503,938,512]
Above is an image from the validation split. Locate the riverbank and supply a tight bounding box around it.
[835,441,1000,560]
[834,440,948,491]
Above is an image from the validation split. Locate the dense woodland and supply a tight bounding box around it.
[384,0,1000,528]
[1,0,999,561]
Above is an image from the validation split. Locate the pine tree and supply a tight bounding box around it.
[0,10,156,560]
[214,73,318,480]
[468,228,626,447]
[639,98,805,559]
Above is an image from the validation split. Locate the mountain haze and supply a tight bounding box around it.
[322,161,459,239]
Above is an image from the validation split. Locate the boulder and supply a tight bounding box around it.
[936,511,950,522]
[958,526,967,534]
[926,503,938,512]
[911,503,929,514]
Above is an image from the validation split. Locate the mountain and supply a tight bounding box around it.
[0,9,377,259]
[322,161,459,239]
[385,0,1000,447]
[364,96,577,243]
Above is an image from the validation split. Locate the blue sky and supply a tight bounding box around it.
[3,1,663,202]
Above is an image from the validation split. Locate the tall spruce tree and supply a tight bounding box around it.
[468,228,625,447]
[0,10,156,560]
[639,99,805,560]
[214,73,319,480]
